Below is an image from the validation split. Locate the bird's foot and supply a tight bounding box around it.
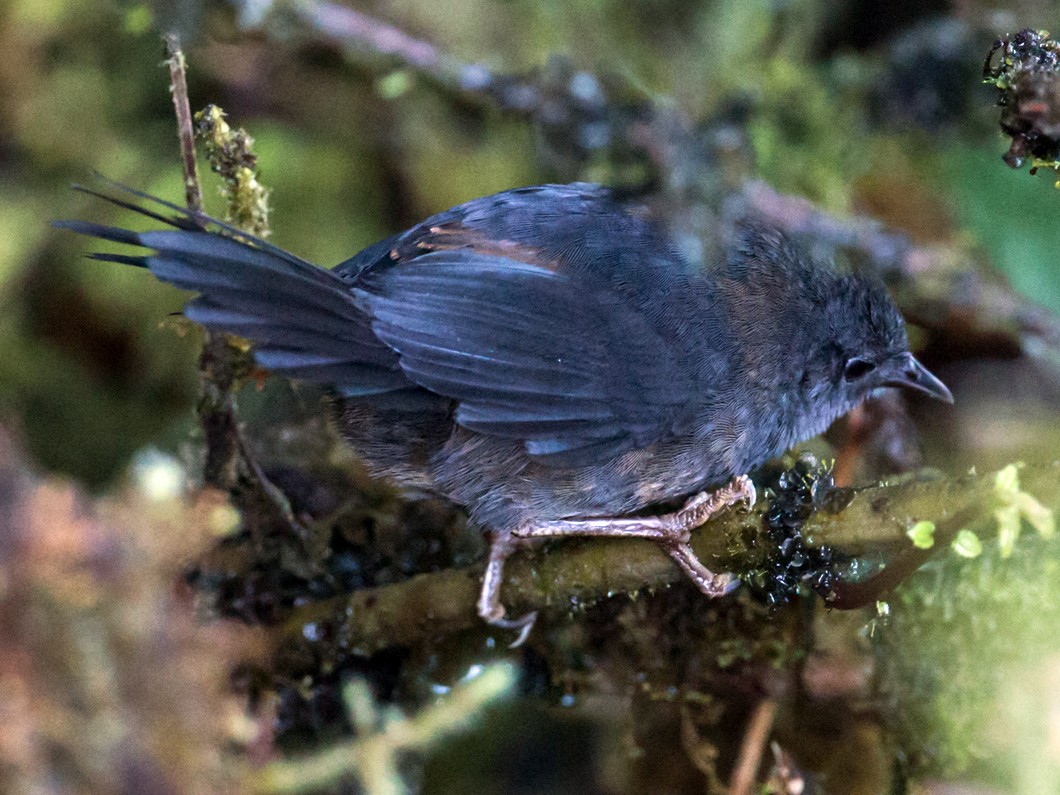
[658,475,757,598]
[663,541,741,597]
[482,605,539,648]
[477,476,757,635]
[669,475,757,536]
[478,534,537,647]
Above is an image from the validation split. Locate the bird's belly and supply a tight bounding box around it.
[432,429,736,530]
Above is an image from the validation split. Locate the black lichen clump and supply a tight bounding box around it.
[983,29,1060,177]
[747,458,852,607]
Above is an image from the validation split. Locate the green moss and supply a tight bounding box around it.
[876,531,1060,789]
[746,58,866,211]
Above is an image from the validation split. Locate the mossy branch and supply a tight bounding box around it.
[273,461,1059,655]
[195,104,270,237]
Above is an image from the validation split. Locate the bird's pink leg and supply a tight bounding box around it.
[478,533,538,647]
[477,476,756,642]
[516,475,755,596]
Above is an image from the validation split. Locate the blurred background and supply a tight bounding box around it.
[5,0,1060,486]
[1,0,1059,793]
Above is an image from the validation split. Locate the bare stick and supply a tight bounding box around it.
[302,2,446,69]
[162,33,203,214]
[158,37,304,537]
[729,698,780,795]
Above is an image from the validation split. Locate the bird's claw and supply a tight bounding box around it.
[730,474,757,511]
[487,610,538,648]
[709,571,741,597]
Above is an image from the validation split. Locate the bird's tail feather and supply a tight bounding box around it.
[53,180,410,397]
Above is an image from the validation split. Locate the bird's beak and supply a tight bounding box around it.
[881,352,954,403]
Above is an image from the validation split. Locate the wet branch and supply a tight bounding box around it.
[274,461,1059,654]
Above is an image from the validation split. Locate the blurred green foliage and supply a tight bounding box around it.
[878,531,1060,789]
[2,0,1058,485]
[941,143,1060,313]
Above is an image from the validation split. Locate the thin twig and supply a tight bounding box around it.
[250,665,517,794]
[159,40,309,543]
[163,33,203,214]
[729,698,780,795]
[161,38,243,495]
[279,0,482,93]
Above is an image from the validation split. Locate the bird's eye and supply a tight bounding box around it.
[843,357,877,381]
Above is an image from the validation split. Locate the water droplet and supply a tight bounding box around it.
[462,664,484,682]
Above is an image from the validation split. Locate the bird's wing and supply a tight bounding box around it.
[359,250,696,467]
[335,183,671,282]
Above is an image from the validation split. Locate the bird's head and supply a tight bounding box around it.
[820,273,953,411]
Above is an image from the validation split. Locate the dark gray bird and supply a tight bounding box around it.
[56,181,952,641]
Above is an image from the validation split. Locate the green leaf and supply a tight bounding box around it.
[994,463,1021,497]
[907,520,936,550]
[995,504,1022,558]
[951,529,983,559]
